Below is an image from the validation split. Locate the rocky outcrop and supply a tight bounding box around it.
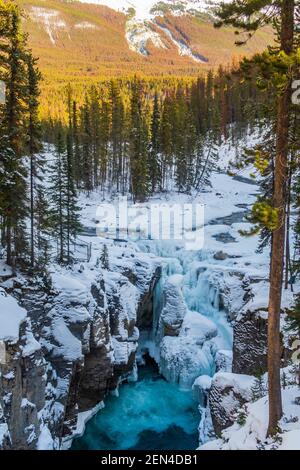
[0,247,161,450]
[232,311,268,375]
[158,278,187,338]
[208,372,255,436]
[231,279,294,376]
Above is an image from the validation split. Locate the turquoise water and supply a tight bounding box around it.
[71,360,199,450]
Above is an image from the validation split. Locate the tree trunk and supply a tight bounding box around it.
[6,220,12,266]
[267,0,294,437]
[284,167,291,290]
[30,153,35,268]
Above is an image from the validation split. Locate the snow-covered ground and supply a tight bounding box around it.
[200,367,300,450]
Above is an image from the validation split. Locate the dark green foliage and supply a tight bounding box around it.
[100,244,109,270]
[48,129,81,264]
[0,3,29,266]
[44,67,266,199]
[129,78,150,202]
[251,374,266,401]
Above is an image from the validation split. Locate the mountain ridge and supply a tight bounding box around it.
[18,1,272,89]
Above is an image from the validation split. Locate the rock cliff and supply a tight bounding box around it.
[0,245,160,450]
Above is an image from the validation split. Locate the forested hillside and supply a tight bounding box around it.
[18,0,272,109]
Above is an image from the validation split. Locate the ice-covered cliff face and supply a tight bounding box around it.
[0,245,161,450]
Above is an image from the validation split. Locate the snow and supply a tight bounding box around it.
[37,424,54,451]
[126,19,166,56]
[212,372,255,398]
[0,262,12,278]
[155,22,206,62]
[200,384,300,451]
[51,317,83,361]
[160,336,215,389]
[78,1,224,21]
[0,288,27,342]
[180,311,217,343]
[280,430,300,450]
[192,375,212,404]
[30,7,67,45]
[215,349,233,372]
[0,408,9,448]
[22,322,42,357]
[74,22,97,29]
[1,126,298,450]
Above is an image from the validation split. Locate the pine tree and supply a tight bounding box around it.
[251,374,266,401]
[287,296,300,337]
[49,130,66,264]
[160,92,175,191]
[25,52,43,268]
[72,100,82,189]
[100,244,109,270]
[148,91,161,193]
[0,2,29,266]
[129,78,150,202]
[49,130,81,264]
[110,80,124,191]
[89,85,101,188]
[99,98,110,193]
[80,95,93,193]
[34,187,50,267]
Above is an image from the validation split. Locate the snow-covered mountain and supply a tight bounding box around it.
[77,1,219,58]
[19,0,270,83]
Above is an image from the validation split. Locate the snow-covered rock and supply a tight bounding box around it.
[201,383,300,450]
[0,244,161,450]
[208,372,255,436]
[0,288,27,342]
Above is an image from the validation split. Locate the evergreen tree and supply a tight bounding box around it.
[251,374,266,401]
[25,52,43,268]
[0,2,29,266]
[110,80,124,191]
[80,95,93,193]
[148,91,161,193]
[129,78,150,202]
[160,92,175,191]
[72,100,82,188]
[100,244,109,270]
[48,130,81,264]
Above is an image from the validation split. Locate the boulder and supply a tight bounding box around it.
[209,372,255,436]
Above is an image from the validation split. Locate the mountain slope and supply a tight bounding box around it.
[18,0,272,84]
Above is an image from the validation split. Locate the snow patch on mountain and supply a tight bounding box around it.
[30,7,67,45]
[126,19,167,55]
[74,21,97,30]
[155,21,207,62]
